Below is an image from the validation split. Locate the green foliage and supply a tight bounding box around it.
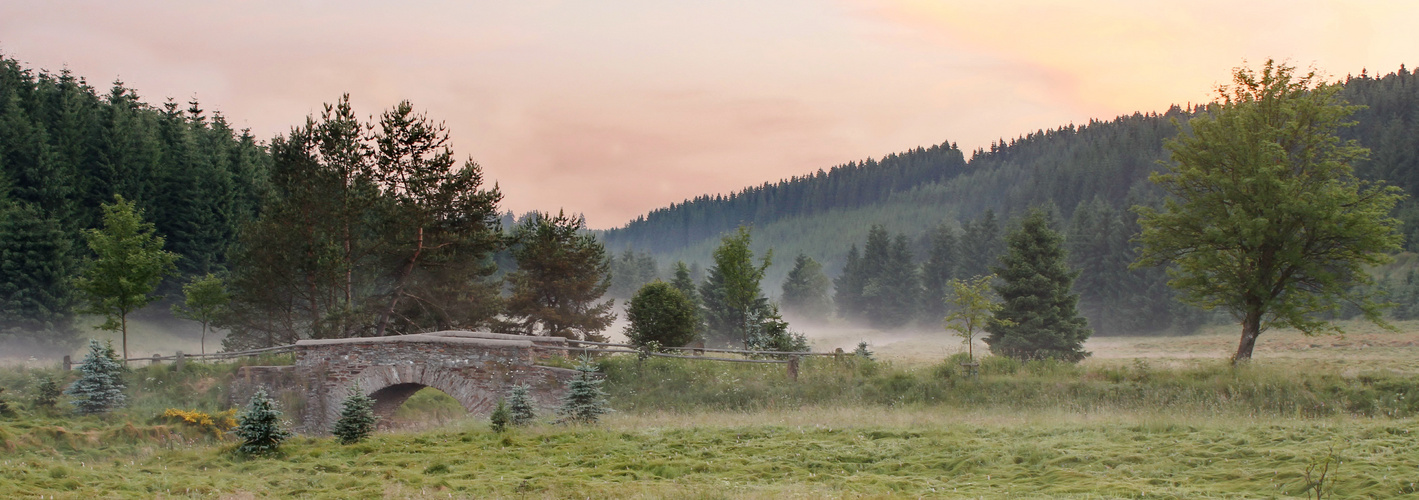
[332,383,377,445]
[943,274,1004,361]
[222,96,502,348]
[64,339,126,414]
[0,58,270,350]
[235,389,291,456]
[1137,60,1405,362]
[919,223,961,322]
[959,210,1004,279]
[624,281,699,349]
[557,357,610,424]
[171,273,228,355]
[0,387,13,417]
[780,253,833,320]
[0,199,78,351]
[31,374,61,410]
[699,226,771,347]
[835,226,920,328]
[668,261,706,336]
[985,208,1092,362]
[505,211,615,341]
[852,341,873,360]
[745,303,809,353]
[609,250,660,299]
[489,399,510,433]
[506,384,537,427]
[73,195,178,360]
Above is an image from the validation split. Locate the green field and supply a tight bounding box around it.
[3,321,1419,498]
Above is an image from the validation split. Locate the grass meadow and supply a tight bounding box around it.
[1,320,1418,498]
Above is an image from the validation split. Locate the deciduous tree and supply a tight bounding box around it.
[1136,60,1405,363]
[74,195,178,361]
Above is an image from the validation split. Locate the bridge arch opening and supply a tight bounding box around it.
[371,385,472,429]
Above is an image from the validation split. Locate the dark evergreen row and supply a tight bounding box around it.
[600,142,969,253]
[0,55,269,348]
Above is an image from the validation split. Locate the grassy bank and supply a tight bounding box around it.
[2,411,1416,498]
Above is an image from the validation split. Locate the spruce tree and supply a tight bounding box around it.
[64,339,126,414]
[780,253,833,320]
[506,384,537,426]
[984,208,1092,362]
[235,389,291,455]
[833,245,866,321]
[489,399,511,433]
[31,374,61,410]
[960,210,1004,279]
[920,223,961,322]
[332,383,376,445]
[557,357,610,424]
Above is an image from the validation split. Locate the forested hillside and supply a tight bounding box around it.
[0,55,270,349]
[602,67,1419,335]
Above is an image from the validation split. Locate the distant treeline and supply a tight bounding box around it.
[602,67,1419,335]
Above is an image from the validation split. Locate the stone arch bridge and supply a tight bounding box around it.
[235,331,580,434]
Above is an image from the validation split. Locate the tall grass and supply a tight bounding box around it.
[601,354,1419,418]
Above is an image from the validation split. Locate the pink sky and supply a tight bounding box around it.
[3,1,1414,228]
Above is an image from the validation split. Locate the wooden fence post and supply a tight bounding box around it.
[174,351,185,371]
[62,355,71,371]
[151,354,161,366]
[787,356,799,381]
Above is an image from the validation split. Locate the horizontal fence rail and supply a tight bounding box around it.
[70,334,850,379]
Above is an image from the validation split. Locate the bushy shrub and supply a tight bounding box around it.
[624,281,699,349]
[160,408,237,438]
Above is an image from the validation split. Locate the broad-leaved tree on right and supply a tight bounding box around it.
[1135,60,1405,364]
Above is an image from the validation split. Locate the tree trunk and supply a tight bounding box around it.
[121,313,129,364]
[1232,308,1263,364]
[375,226,423,337]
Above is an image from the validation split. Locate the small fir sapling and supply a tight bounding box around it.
[65,339,127,414]
[489,399,511,433]
[235,389,292,455]
[507,384,537,426]
[853,341,874,360]
[332,383,377,445]
[32,374,62,410]
[557,356,610,424]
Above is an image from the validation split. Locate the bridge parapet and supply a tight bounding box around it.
[234,331,578,434]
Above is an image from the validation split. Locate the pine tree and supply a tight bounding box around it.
[31,374,61,410]
[920,223,961,322]
[985,208,1092,362]
[504,211,616,341]
[834,245,867,321]
[506,384,537,426]
[780,253,833,321]
[489,399,511,433]
[960,210,1004,279]
[331,383,376,445]
[853,341,874,359]
[235,389,291,455]
[557,357,610,424]
[64,339,126,414]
